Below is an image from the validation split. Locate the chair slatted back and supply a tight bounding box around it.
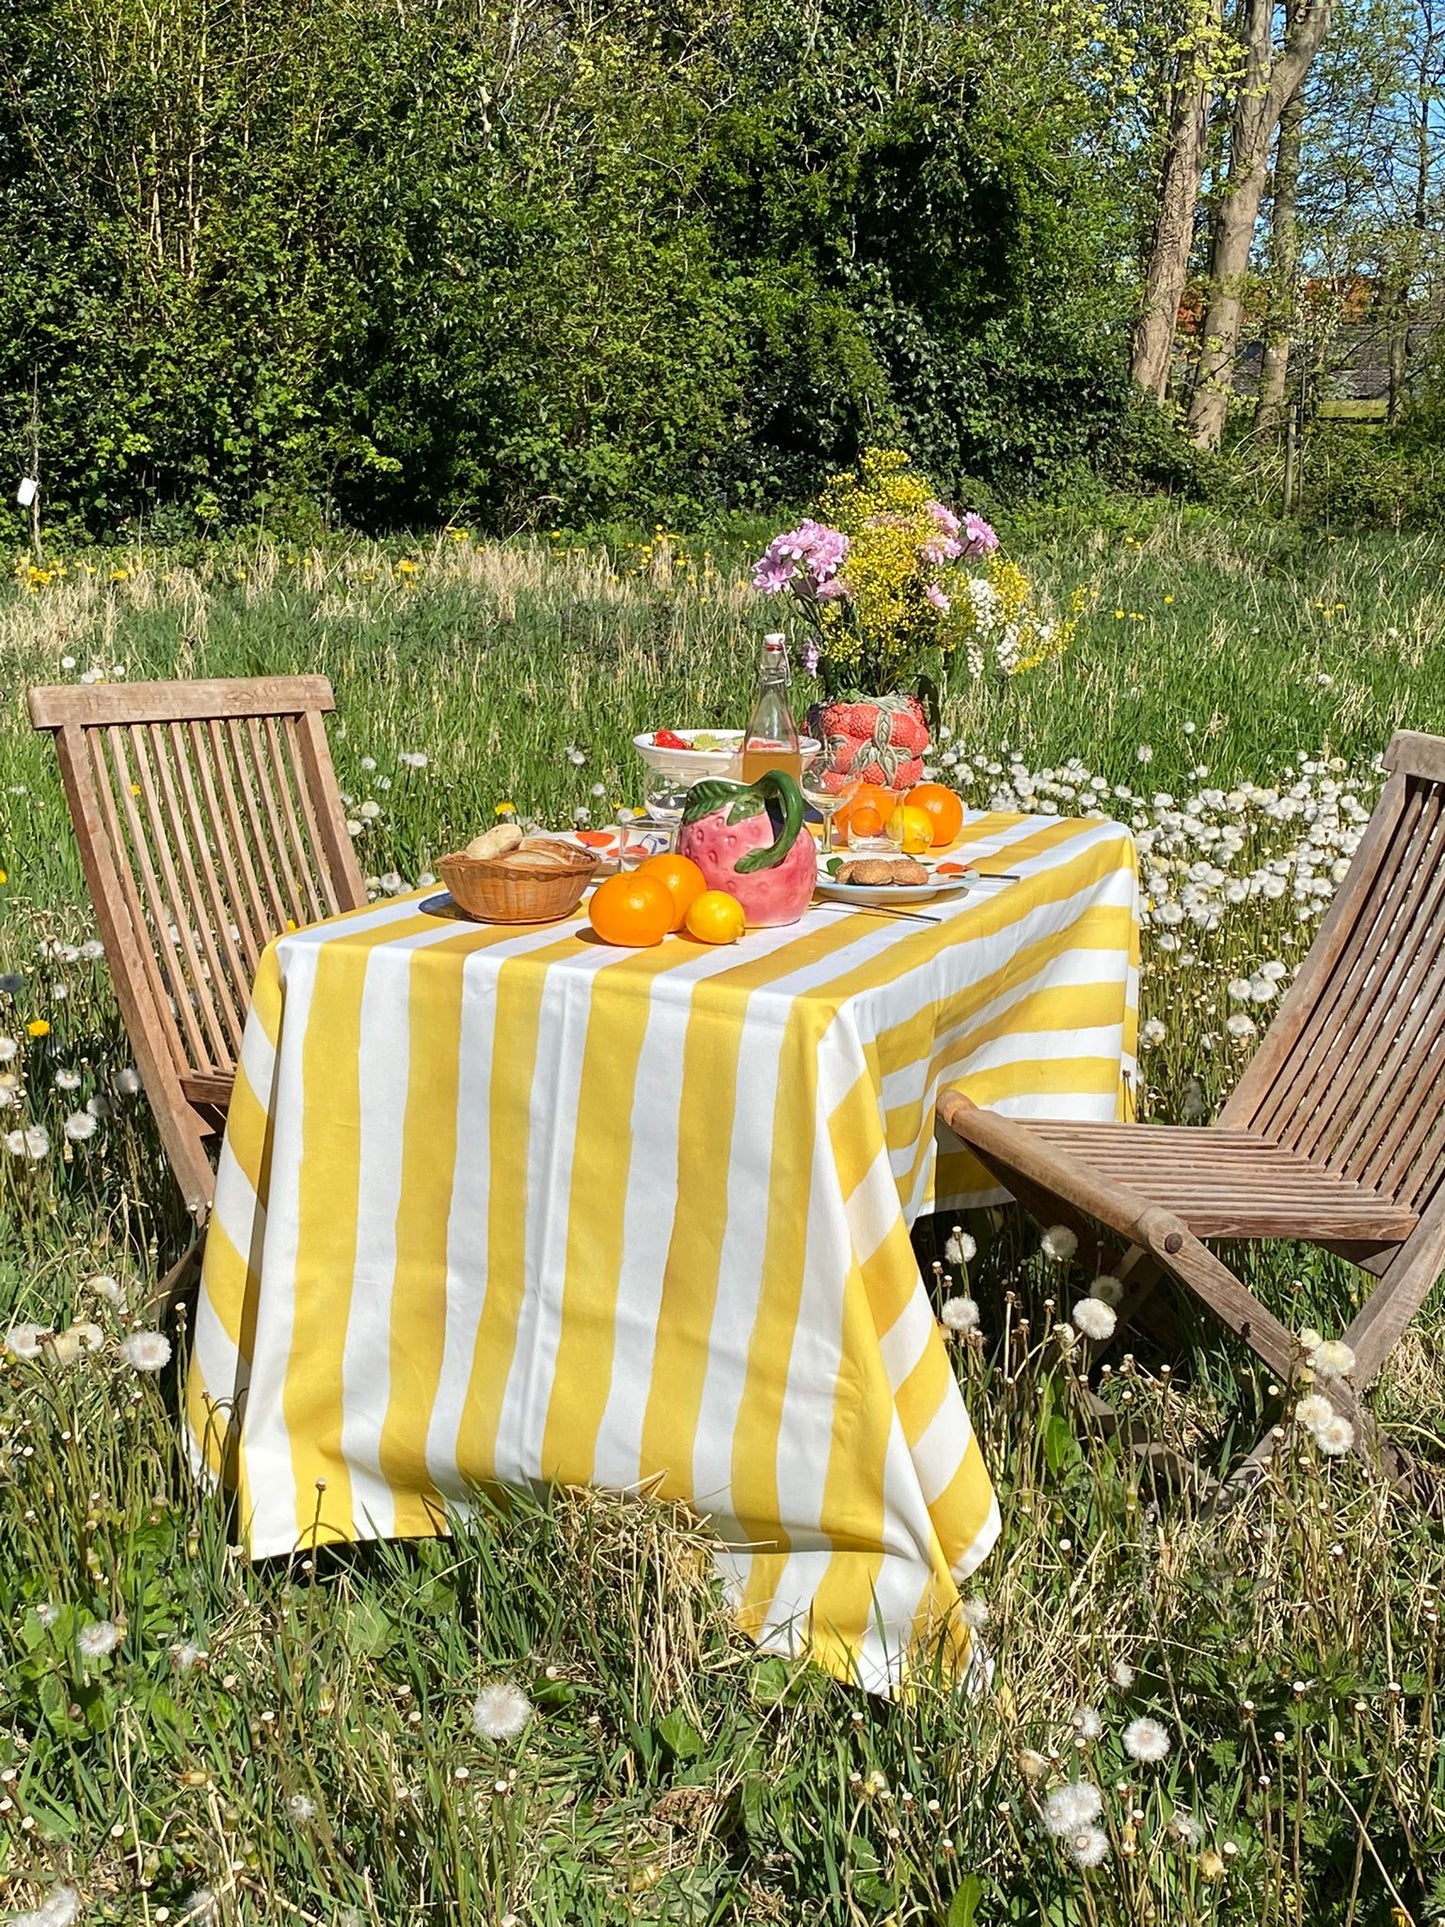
[29,677,367,1220]
[1226,731,1445,1220]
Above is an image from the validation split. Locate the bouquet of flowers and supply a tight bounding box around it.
[750,448,1072,702]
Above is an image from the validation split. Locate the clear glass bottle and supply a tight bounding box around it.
[740,633,802,785]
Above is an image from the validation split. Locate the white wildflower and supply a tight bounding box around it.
[63,1111,97,1142]
[1298,1325,1324,1353]
[359,756,377,772]
[53,1068,80,1091]
[1122,1716,1172,1763]
[50,1323,103,1366]
[944,1226,976,1266]
[1072,1705,1104,1740]
[6,1322,45,1358]
[1136,745,1153,764]
[77,1619,122,1660]
[179,1890,218,1923]
[79,939,104,961]
[1312,1412,1355,1456]
[472,1680,533,1740]
[120,1330,172,1373]
[0,1036,15,1062]
[1225,1013,1257,1040]
[398,751,429,769]
[1044,1781,1103,1836]
[1309,1338,1356,1380]
[85,1094,112,1120]
[1227,977,1253,1001]
[1294,1393,1334,1433]
[13,1885,81,1927]
[1072,1298,1117,1343]
[1139,1017,1166,1047]
[1069,1825,1110,1868]
[86,1274,125,1306]
[1112,1660,1135,1690]
[357,799,381,821]
[940,1295,980,1333]
[22,1126,50,1158]
[1041,1225,1078,1264]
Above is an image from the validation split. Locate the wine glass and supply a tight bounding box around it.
[800,750,859,855]
[641,771,690,855]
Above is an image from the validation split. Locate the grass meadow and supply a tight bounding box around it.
[0,511,1444,1923]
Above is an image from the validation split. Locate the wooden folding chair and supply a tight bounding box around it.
[29,677,367,1262]
[938,728,1445,1491]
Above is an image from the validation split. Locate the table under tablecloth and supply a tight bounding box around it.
[188,810,1138,1691]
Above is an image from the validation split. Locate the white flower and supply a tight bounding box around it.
[287,1792,318,1823]
[120,1330,172,1373]
[77,1619,123,1660]
[1309,1338,1356,1380]
[1139,1017,1166,1047]
[63,1111,97,1142]
[357,799,381,821]
[1069,1825,1110,1868]
[379,872,404,895]
[1136,745,1153,764]
[0,1036,15,1062]
[944,1226,976,1266]
[1072,1298,1117,1342]
[1072,1705,1104,1740]
[961,1596,990,1630]
[940,1295,980,1333]
[1041,1225,1078,1264]
[1226,1013,1257,1040]
[116,1068,142,1095]
[6,1322,45,1358]
[398,751,429,770]
[1089,1274,1124,1307]
[179,1890,218,1923]
[1298,1325,1324,1353]
[1044,1781,1102,1836]
[1112,1660,1135,1690]
[1294,1393,1334,1432]
[87,1274,125,1306]
[1227,977,1253,1001]
[359,756,377,772]
[1312,1412,1355,1456]
[22,1126,50,1158]
[79,939,104,961]
[472,1680,533,1740]
[1122,1716,1172,1763]
[53,1068,80,1091]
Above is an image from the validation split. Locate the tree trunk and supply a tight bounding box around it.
[1254,65,1303,434]
[1132,1,1224,402]
[1187,0,1334,451]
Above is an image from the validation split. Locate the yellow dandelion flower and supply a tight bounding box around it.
[494,801,517,816]
[395,559,419,576]
[26,1020,49,1038]
[1163,594,1174,604]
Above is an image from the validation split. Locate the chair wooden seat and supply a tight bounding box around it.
[938,728,1445,1495]
[30,676,366,1225]
[1020,1121,1420,1243]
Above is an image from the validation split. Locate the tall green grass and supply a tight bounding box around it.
[0,515,1443,1922]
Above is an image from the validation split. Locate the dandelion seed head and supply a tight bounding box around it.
[1309,1338,1356,1379]
[6,1322,45,1359]
[1069,1824,1109,1868]
[1072,1298,1117,1342]
[1112,1660,1135,1690]
[472,1680,533,1740]
[1294,1392,1333,1432]
[120,1330,172,1373]
[77,1619,122,1660]
[944,1227,976,1266]
[961,1596,990,1629]
[1072,1705,1104,1740]
[1122,1716,1171,1763]
[940,1294,980,1332]
[1090,1274,1124,1307]
[287,1792,318,1823]
[1044,1780,1102,1836]
[63,1111,97,1142]
[1312,1412,1355,1456]
[1041,1225,1078,1264]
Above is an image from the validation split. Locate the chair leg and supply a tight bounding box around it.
[141,1231,207,1324]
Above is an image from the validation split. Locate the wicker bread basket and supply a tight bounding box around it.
[438,846,599,923]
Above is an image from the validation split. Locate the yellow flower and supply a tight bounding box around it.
[1114,608,1125,619]
[395,559,419,576]
[0,869,7,884]
[494,801,516,816]
[26,1020,49,1038]
[1163,594,1174,604]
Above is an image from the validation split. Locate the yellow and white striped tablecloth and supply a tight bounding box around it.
[189,811,1138,1692]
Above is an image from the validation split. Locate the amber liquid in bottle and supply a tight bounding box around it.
[740,633,802,784]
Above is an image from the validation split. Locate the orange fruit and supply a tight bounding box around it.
[834,781,894,836]
[885,804,935,855]
[906,782,965,847]
[639,852,708,931]
[683,889,746,944]
[848,804,884,839]
[588,871,675,947]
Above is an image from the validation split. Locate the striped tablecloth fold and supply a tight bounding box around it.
[190,810,1138,1692]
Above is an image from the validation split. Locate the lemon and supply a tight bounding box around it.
[886,804,934,855]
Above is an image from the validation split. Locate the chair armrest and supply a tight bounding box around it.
[936,1090,1188,1261]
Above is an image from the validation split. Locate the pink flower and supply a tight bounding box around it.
[921,501,963,564]
[751,520,850,597]
[926,583,951,613]
[815,576,852,600]
[961,512,999,559]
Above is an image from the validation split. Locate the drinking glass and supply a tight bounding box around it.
[800,751,859,855]
[846,787,905,856]
[641,772,689,854]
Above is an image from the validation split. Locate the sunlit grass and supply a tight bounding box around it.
[0,515,1443,1921]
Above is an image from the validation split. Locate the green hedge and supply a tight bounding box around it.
[0,0,1192,535]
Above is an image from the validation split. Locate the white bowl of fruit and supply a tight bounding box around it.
[633,728,820,784]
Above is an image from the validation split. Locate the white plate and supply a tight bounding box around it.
[814,866,976,907]
[632,728,821,783]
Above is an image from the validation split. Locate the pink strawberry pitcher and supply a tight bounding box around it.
[677,771,816,927]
